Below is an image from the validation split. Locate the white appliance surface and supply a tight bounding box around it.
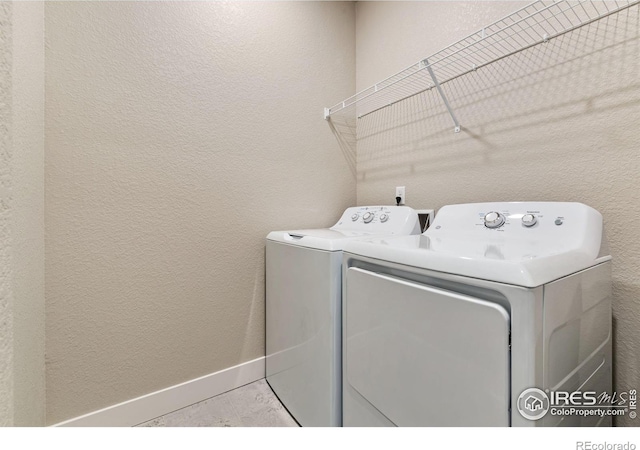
[347,268,510,426]
[342,202,612,427]
[344,202,609,287]
[267,205,421,251]
[266,206,420,427]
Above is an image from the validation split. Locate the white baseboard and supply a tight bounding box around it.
[52,356,265,427]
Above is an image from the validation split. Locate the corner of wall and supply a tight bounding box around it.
[11,0,46,426]
[0,0,15,427]
[0,0,46,427]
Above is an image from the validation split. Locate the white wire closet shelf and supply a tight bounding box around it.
[324,0,640,132]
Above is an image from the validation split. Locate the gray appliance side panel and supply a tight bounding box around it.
[266,241,342,426]
[541,261,613,427]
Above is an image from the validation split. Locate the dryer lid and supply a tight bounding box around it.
[344,202,610,287]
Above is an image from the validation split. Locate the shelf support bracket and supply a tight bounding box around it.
[424,58,461,133]
[324,107,330,120]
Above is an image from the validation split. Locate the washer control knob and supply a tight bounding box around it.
[351,213,359,222]
[484,211,505,229]
[380,213,389,223]
[363,212,374,223]
[521,214,537,227]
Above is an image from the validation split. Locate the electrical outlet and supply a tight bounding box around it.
[395,186,406,205]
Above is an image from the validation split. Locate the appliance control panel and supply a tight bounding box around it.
[428,202,599,233]
[479,208,545,230]
[332,206,420,235]
[425,202,603,259]
[475,206,566,232]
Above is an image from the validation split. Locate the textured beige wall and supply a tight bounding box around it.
[0,0,45,427]
[45,1,355,424]
[355,1,640,426]
[12,0,45,427]
[0,0,14,427]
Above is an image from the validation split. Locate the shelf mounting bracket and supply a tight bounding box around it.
[424,58,461,133]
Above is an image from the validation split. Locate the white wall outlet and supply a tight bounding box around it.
[395,186,406,205]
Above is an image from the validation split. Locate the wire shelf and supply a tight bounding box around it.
[324,0,640,131]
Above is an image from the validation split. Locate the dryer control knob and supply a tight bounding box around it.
[521,214,537,227]
[484,211,505,229]
[363,212,374,223]
[380,213,389,223]
[351,214,359,222]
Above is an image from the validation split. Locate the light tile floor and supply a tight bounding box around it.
[137,379,299,427]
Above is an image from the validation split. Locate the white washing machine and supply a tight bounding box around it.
[342,202,612,427]
[266,206,421,427]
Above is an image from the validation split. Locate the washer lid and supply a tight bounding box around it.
[344,202,610,287]
[267,205,421,251]
[267,229,378,251]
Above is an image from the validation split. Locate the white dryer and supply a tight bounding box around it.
[266,206,421,427]
[342,202,612,427]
